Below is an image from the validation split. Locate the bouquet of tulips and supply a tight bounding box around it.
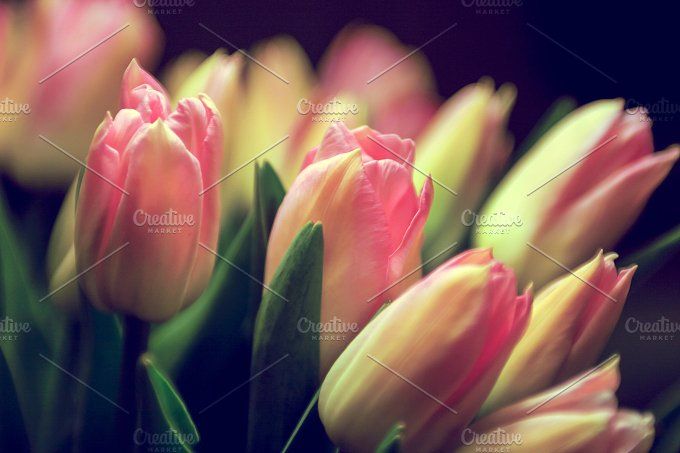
[1,1,679,452]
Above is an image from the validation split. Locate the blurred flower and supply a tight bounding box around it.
[0,0,161,187]
[228,25,438,209]
[475,99,679,288]
[481,251,635,414]
[265,122,433,375]
[74,60,222,322]
[461,356,654,452]
[316,24,439,140]
[415,79,515,256]
[46,179,78,313]
[228,36,316,208]
[319,249,532,452]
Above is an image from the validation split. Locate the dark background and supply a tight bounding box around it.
[3,0,678,418]
[154,0,680,411]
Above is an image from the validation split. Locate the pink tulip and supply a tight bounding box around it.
[318,249,532,452]
[317,25,439,139]
[462,356,655,452]
[75,60,222,322]
[482,251,635,414]
[476,99,679,288]
[265,122,433,374]
[0,0,161,187]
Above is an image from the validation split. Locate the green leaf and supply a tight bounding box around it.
[248,222,324,453]
[0,185,63,449]
[622,224,680,284]
[375,423,406,453]
[649,379,680,453]
[141,354,199,453]
[513,97,577,162]
[0,350,30,450]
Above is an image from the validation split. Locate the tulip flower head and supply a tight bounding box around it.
[265,122,434,375]
[414,79,515,256]
[462,356,654,453]
[475,99,679,288]
[0,0,161,187]
[74,60,222,322]
[481,251,635,414]
[319,249,532,453]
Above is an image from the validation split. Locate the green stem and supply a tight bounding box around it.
[71,303,93,453]
[116,316,150,452]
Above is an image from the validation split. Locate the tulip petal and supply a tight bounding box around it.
[265,150,393,373]
[95,121,203,321]
[385,177,433,298]
[121,59,171,122]
[76,110,144,307]
[482,251,607,413]
[166,95,223,302]
[474,355,620,433]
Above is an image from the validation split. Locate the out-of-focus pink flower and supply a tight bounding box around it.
[317,24,439,140]
[319,249,532,453]
[481,251,635,414]
[460,356,654,452]
[0,0,161,187]
[75,60,222,322]
[229,26,439,210]
[476,99,679,288]
[265,122,433,375]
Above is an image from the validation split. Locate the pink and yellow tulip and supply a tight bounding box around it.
[0,0,161,187]
[414,79,515,255]
[74,60,222,322]
[265,122,433,374]
[482,251,635,414]
[475,99,679,288]
[461,356,654,452]
[318,249,532,452]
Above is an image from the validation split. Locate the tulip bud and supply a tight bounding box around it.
[74,60,222,322]
[462,357,654,453]
[0,0,161,187]
[318,249,532,452]
[265,122,433,374]
[414,79,515,255]
[475,99,679,288]
[481,251,634,414]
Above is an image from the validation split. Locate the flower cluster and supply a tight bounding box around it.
[1,3,677,452]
